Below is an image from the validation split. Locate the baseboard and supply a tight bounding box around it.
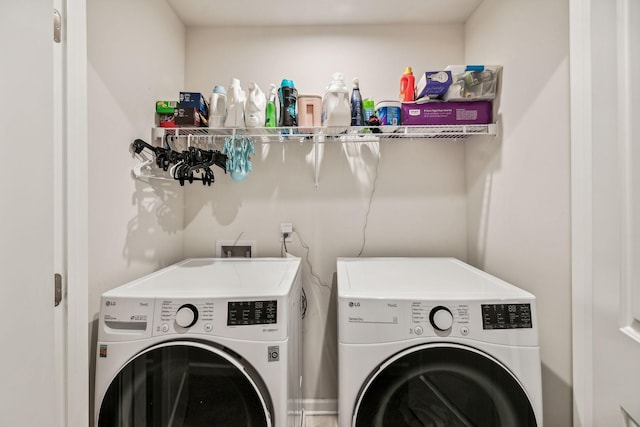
[301,398,338,415]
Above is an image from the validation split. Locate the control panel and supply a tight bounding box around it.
[481,303,532,329]
[340,298,537,346]
[227,300,277,326]
[149,298,284,341]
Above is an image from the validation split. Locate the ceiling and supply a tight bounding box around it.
[166,0,483,27]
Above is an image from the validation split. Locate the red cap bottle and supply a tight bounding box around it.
[399,67,415,102]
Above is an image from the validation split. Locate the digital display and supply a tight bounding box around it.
[481,303,532,329]
[227,300,277,326]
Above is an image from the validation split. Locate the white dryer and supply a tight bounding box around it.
[94,257,302,427]
[337,257,543,427]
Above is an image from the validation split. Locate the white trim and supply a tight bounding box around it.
[301,399,338,415]
[65,0,89,426]
[570,0,594,425]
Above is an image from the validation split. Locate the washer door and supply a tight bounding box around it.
[98,341,272,427]
[353,344,537,427]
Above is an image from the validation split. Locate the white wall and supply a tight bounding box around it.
[464,0,572,425]
[183,24,470,401]
[85,3,573,423]
[87,0,186,417]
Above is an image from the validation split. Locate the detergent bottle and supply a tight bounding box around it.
[265,84,278,127]
[399,66,415,102]
[224,78,246,128]
[208,85,227,128]
[278,79,298,127]
[244,81,266,128]
[321,72,351,128]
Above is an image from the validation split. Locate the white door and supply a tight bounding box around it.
[0,1,57,425]
[0,2,88,427]
[571,0,640,425]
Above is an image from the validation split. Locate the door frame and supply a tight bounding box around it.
[569,0,594,423]
[64,0,89,426]
[570,0,639,425]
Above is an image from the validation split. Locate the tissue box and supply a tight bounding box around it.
[401,101,492,126]
[416,71,452,100]
[444,65,500,101]
[178,92,209,117]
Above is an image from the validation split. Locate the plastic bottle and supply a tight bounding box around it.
[208,85,227,128]
[321,72,351,128]
[363,98,375,122]
[244,81,266,128]
[350,78,364,126]
[265,84,278,127]
[224,78,246,128]
[278,79,298,127]
[399,66,416,102]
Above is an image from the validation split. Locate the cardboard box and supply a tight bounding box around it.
[156,100,178,114]
[401,101,492,126]
[174,107,208,127]
[416,71,452,100]
[179,92,209,117]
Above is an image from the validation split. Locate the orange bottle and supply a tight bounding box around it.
[399,66,415,102]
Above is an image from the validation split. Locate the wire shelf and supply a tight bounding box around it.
[153,124,497,143]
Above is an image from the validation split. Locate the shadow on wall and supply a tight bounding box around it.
[122,177,182,266]
[542,363,572,426]
[305,272,339,399]
[464,122,503,268]
[465,67,504,268]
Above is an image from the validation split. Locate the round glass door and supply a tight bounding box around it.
[354,344,537,427]
[98,342,271,427]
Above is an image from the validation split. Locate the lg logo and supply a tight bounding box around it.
[348,302,361,308]
[105,300,116,307]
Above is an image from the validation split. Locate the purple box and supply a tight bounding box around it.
[401,101,492,126]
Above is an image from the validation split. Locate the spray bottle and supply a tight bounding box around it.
[265,84,278,127]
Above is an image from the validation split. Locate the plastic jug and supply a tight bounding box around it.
[244,81,266,128]
[265,84,278,127]
[224,78,246,128]
[208,85,227,128]
[322,72,351,128]
[399,66,415,102]
[278,79,298,127]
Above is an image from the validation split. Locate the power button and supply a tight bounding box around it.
[414,326,424,335]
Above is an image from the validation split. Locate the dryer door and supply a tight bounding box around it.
[353,343,537,427]
[97,341,272,427]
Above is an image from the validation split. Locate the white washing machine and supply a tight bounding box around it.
[94,257,302,427]
[337,257,543,427]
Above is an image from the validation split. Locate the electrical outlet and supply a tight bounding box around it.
[215,240,256,258]
[280,223,293,242]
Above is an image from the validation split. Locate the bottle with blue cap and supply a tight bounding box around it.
[278,79,298,127]
[208,85,227,128]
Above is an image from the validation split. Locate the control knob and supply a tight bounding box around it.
[429,306,454,331]
[175,304,199,328]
